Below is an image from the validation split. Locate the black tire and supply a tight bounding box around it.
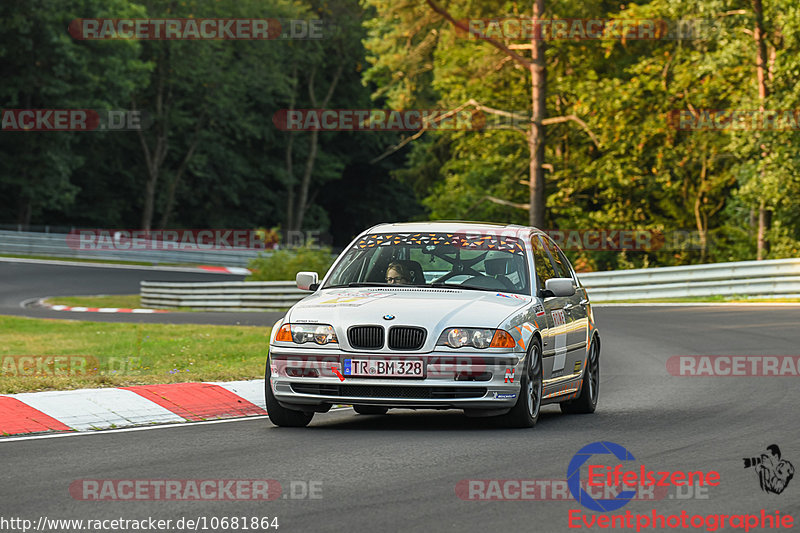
[498,339,543,428]
[353,405,389,415]
[265,357,314,427]
[560,334,599,415]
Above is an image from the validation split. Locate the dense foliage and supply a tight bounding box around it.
[2,0,798,270]
[247,244,334,281]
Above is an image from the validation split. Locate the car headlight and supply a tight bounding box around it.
[437,328,515,349]
[275,323,338,345]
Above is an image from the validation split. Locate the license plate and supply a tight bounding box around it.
[343,358,424,378]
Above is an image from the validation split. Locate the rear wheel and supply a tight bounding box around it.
[498,340,543,428]
[265,357,314,427]
[353,405,389,415]
[560,335,599,414]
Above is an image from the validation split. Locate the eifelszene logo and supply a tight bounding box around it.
[567,441,721,512]
[743,444,795,495]
[568,441,637,512]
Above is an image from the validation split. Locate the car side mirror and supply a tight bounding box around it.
[296,271,319,291]
[541,277,576,298]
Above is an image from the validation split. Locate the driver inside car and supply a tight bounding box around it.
[385,262,412,285]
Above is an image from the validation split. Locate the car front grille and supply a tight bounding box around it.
[290,383,486,399]
[347,326,384,349]
[388,326,426,350]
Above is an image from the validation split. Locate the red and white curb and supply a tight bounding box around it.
[0,380,267,436]
[37,300,168,314]
[198,265,251,275]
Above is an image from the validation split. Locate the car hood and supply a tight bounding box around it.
[287,287,531,334]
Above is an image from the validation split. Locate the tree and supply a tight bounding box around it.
[131,0,301,231]
[0,0,148,227]
[363,0,599,227]
[282,0,367,233]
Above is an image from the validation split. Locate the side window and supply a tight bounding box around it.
[531,235,556,291]
[544,238,572,280]
[555,247,576,280]
[328,251,364,285]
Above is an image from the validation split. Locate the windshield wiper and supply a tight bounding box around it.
[428,283,498,293]
[321,282,390,289]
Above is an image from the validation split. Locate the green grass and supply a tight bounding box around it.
[0,315,270,394]
[43,295,209,312]
[45,294,143,309]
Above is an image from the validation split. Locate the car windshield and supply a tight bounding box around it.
[323,232,531,295]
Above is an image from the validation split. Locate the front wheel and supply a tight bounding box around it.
[265,358,314,427]
[560,334,599,414]
[498,340,543,428]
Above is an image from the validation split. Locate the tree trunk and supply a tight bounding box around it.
[141,176,157,231]
[752,0,771,260]
[158,140,199,229]
[136,57,169,232]
[289,63,343,232]
[285,132,296,233]
[17,197,32,228]
[159,113,205,229]
[757,199,771,259]
[694,153,709,262]
[293,129,320,231]
[528,0,546,228]
[285,67,298,233]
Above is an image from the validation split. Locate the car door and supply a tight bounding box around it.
[544,237,589,373]
[531,235,570,378]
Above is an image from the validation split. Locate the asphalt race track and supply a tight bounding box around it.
[0,258,283,326]
[2,259,799,533]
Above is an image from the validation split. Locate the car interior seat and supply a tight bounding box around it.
[484,257,517,291]
[394,259,425,285]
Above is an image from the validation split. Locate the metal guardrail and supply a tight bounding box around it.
[579,258,800,301]
[141,281,305,311]
[0,230,264,267]
[140,258,800,310]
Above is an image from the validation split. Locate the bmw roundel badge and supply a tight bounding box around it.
[383,314,395,320]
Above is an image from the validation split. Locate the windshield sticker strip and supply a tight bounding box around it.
[355,233,525,255]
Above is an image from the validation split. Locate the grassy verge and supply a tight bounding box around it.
[45,294,143,309]
[0,315,269,394]
[43,295,209,312]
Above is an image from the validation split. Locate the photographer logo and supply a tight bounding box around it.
[743,445,795,495]
[567,441,721,512]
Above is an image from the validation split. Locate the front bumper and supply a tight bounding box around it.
[268,346,525,409]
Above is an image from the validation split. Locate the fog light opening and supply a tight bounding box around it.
[287,368,320,378]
